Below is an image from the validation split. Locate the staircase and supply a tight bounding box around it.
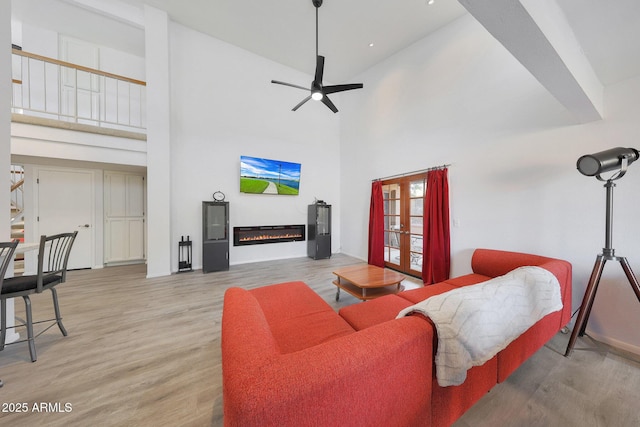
[10,165,25,274]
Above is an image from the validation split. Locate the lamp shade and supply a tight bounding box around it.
[577,147,639,176]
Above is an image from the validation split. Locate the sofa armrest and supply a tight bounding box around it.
[223,316,434,427]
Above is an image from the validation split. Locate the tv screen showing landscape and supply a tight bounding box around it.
[240,155,301,195]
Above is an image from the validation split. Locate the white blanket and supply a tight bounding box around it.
[397,266,562,387]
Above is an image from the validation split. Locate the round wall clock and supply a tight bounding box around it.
[213,191,226,201]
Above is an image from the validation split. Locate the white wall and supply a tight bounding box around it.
[16,22,145,80]
[2,3,12,238]
[168,23,342,269]
[144,5,172,278]
[340,15,640,354]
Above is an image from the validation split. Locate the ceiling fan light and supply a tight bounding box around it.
[312,91,323,101]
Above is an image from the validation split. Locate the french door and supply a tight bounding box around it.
[382,174,426,277]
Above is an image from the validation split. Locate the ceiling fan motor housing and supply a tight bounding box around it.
[312,0,323,8]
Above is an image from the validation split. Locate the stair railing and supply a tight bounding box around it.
[10,165,24,223]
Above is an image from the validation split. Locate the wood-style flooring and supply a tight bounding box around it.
[1,254,639,426]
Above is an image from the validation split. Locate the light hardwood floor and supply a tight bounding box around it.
[1,254,639,426]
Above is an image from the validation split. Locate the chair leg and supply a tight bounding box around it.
[0,299,6,351]
[50,287,67,337]
[22,295,37,362]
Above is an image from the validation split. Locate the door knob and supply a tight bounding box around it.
[79,224,90,228]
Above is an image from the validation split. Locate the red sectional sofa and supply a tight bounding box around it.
[221,249,572,427]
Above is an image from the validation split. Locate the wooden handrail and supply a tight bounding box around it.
[11,179,25,193]
[12,48,146,86]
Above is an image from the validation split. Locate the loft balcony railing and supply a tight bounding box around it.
[11,48,146,134]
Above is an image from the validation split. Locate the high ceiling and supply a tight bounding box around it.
[11,0,640,87]
[112,0,470,84]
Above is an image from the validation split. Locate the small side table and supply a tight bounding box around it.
[332,264,405,301]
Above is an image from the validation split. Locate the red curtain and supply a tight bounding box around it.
[368,181,385,267]
[422,168,450,284]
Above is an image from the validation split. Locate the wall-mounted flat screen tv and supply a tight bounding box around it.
[240,155,301,195]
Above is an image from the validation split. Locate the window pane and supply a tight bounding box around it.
[410,180,424,197]
[410,251,423,272]
[384,198,400,216]
[410,198,423,216]
[389,247,400,263]
[388,231,400,248]
[385,215,400,230]
[383,183,400,198]
[410,235,423,253]
[410,216,423,231]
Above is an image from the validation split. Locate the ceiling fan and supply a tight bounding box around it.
[271,0,363,113]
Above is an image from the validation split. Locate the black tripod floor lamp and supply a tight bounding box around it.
[565,147,640,357]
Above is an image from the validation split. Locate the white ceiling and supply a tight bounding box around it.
[11,0,640,87]
[113,0,470,84]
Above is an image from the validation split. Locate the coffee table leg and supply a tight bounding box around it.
[335,287,340,301]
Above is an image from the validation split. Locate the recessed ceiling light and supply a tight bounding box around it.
[427,0,435,5]
[369,43,374,47]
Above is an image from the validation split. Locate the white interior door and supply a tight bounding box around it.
[37,168,95,270]
[104,172,145,263]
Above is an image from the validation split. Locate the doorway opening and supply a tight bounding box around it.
[381,173,426,277]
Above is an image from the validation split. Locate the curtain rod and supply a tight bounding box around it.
[372,164,451,182]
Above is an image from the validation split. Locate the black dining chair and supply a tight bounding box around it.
[0,240,20,388]
[0,232,77,363]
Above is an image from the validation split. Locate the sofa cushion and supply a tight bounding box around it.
[442,273,492,288]
[339,295,412,330]
[398,282,458,304]
[250,281,355,353]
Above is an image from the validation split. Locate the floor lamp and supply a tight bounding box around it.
[565,147,640,357]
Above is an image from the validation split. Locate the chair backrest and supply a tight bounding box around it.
[37,231,78,292]
[0,240,19,294]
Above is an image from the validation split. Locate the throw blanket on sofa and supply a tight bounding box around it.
[397,266,562,387]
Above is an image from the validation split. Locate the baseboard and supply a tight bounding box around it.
[585,328,640,356]
[337,251,366,263]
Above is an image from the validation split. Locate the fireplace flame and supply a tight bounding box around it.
[239,233,303,242]
[234,225,306,246]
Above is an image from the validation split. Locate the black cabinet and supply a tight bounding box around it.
[202,201,229,273]
[308,203,331,259]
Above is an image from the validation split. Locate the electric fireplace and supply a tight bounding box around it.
[233,225,305,246]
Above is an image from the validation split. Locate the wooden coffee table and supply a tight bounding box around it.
[332,264,406,301]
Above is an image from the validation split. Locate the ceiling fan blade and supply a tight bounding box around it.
[272,80,310,91]
[315,55,325,84]
[323,83,363,95]
[321,95,338,113]
[292,95,312,111]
